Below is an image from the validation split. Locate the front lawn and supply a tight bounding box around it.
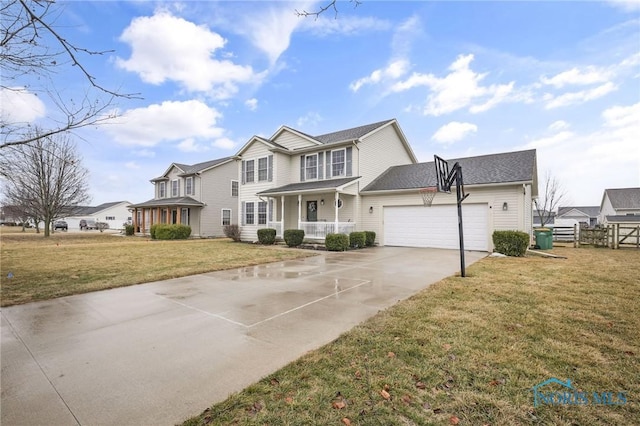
[0,229,313,306]
[184,247,639,425]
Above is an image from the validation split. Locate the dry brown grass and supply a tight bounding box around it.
[184,246,639,425]
[0,228,313,306]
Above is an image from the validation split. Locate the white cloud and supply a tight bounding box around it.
[350,59,410,92]
[0,87,46,124]
[602,102,640,127]
[524,130,574,149]
[132,149,156,158]
[544,81,617,109]
[213,137,236,150]
[548,120,570,132]
[116,12,258,98]
[245,98,258,111]
[178,138,209,153]
[105,100,224,147]
[391,54,515,116]
[125,161,140,170]
[431,122,478,144]
[540,66,613,88]
[606,0,640,12]
[296,111,323,128]
[301,15,391,37]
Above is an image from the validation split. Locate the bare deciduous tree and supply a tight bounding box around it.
[534,172,566,228]
[295,0,362,19]
[0,130,91,237]
[1,0,139,149]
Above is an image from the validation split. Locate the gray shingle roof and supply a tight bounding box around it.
[557,206,600,217]
[176,157,233,175]
[312,119,395,145]
[605,188,640,209]
[128,197,205,208]
[606,215,640,223]
[70,201,129,215]
[257,177,360,195]
[362,149,536,192]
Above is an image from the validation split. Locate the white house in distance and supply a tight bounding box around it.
[599,187,640,226]
[236,118,538,252]
[555,206,600,228]
[60,201,132,230]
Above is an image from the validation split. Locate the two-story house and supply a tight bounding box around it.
[129,157,237,237]
[235,119,417,241]
[599,187,640,225]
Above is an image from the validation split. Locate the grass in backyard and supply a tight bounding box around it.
[0,228,313,307]
[184,247,639,425]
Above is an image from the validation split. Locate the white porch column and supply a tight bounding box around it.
[334,191,339,231]
[297,194,302,229]
[281,196,285,225]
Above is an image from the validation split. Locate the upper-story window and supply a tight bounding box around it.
[158,182,166,198]
[305,154,318,180]
[258,157,269,181]
[171,179,179,197]
[331,149,346,177]
[231,180,238,197]
[244,160,255,183]
[185,177,194,196]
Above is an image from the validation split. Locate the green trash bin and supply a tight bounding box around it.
[534,228,553,250]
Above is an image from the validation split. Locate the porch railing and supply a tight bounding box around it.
[267,221,283,237]
[300,221,356,239]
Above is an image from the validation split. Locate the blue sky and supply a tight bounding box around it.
[3,1,639,206]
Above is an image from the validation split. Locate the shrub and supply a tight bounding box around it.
[154,224,192,240]
[150,224,158,239]
[326,233,349,251]
[283,229,305,247]
[125,224,135,236]
[364,231,376,247]
[257,228,277,245]
[492,230,530,257]
[224,224,242,242]
[349,231,366,249]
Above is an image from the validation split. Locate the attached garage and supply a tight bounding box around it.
[383,204,489,251]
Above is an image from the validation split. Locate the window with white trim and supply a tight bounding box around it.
[231,180,238,197]
[185,177,194,196]
[331,149,346,177]
[171,180,179,197]
[105,216,115,220]
[245,202,255,225]
[158,182,166,198]
[222,209,231,226]
[258,201,267,225]
[305,154,318,180]
[258,157,268,181]
[245,160,255,183]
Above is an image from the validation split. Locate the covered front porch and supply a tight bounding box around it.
[258,177,359,240]
[128,197,205,236]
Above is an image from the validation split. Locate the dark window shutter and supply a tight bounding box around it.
[241,201,245,226]
[300,155,305,181]
[326,150,331,178]
[241,161,246,184]
[346,147,353,177]
[318,152,324,180]
[268,155,273,182]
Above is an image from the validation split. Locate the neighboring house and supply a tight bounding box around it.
[533,210,555,227]
[599,187,640,225]
[60,201,132,230]
[555,206,600,228]
[236,119,418,242]
[128,157,237,237]
[237,118,538,252]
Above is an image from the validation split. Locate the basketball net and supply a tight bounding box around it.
[419,187,437,207]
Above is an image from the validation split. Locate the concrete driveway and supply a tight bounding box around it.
[1,247,485,425]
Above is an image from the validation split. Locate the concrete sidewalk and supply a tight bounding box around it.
[1,247,485,425]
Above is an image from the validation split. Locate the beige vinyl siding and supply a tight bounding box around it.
[361,185,526,249]
[273,130,318,150]
[358,124,415,189]
[198,160,237,237]
[599,195,615,224]
[524,184,532,239]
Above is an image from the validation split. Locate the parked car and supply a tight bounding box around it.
[54,220,68,231]
[79,219,97,230]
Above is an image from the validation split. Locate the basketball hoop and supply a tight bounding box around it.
[419,187,437,207]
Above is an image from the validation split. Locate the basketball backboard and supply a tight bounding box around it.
[434,155,451,193]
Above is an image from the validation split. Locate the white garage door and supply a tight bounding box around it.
[384,204,489,251]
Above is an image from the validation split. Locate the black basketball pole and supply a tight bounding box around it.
[455,166,466,277]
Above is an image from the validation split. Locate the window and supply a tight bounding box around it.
[258,157,268,181]
[222,209,231,226]
[158,182,166,198]
[258,201,267,225]
[171,180,179,197]
[185,177,194,196]
[231,180,238,197]
[180,208,189,225]
[245,160,255,183]
[105,216,115,221]
[245,202,255,225]
[331,149,346,177]
[305,154,318,180]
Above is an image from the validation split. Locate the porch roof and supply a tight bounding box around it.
[257,176,360,196]
[128,197,205,208]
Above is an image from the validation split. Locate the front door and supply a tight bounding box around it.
[307,201,318,222]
